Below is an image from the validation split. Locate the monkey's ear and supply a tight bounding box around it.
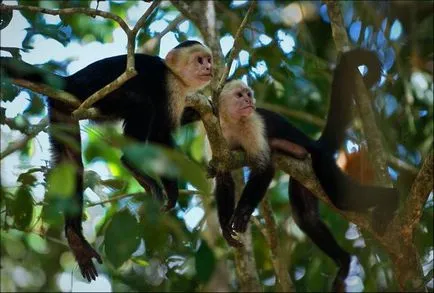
[165,50,178,68]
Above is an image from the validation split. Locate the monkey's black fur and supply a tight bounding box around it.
[1,40,207,281]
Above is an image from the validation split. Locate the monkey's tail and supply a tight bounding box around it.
[312,49,399,234]
[318,49,382,151]
[311,152,398,234]
[1,57,66,89]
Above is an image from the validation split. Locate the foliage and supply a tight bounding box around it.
[0,1,432,292]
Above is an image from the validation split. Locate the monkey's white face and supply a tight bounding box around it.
[220,80,255,121]
[166,44,213,91]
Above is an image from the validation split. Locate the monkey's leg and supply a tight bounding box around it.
[289,179,351,293]
[231,164,275,233]
[215,172,242,247]
[146,130,179,211]
[49,106,102,282]
[121,157,165,202]
[122,114,166,203]
[269,138,308,159]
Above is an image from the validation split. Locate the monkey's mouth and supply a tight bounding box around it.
[242,105,255,110]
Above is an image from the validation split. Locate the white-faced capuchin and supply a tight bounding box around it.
[181,49,398,292]
[1,40,212,281]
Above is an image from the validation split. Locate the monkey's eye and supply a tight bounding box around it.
[237,92,243,98]
[197,56,203,64]
[247,92,252,97]
[207,57,211,63]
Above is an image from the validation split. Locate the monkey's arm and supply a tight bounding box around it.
[215,172,243,247]
[231,164,275,234]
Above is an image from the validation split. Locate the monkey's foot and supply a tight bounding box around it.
[222,227,243,248]
[66,228,103,282]
[231,207,253,233]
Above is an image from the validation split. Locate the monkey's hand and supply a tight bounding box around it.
[66,227,102,282]
[222,226,243,248]
[231,206,254,233]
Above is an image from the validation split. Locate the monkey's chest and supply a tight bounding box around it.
[222,129,262,157]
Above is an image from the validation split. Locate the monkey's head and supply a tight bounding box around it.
[165,40,213,91]
[219,80,256,122]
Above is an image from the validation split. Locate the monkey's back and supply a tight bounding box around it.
[65,54,169,118]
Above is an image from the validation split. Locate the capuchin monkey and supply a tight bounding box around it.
[1,40,212,281]
[207,49,399,291]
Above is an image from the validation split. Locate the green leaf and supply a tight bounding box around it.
[123,143,210,195]
[131,257,149,267]
[17,172,38,187]
[195,240,216,282]
[104,209,141,268]
[24,94,45,116]
[0,80,20,103]
[46,162,76,199]
[11,186,34,230]
[84,170,101,190]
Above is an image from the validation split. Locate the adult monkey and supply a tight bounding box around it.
[192,49,398,291]
[1,40,213,281]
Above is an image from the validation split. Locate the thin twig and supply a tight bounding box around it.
[86,189,198,208]
[72,1,160,116]
[1,118,49,160]
[215,1,256,98]
[12,79,81,108]
[0,3,131,33]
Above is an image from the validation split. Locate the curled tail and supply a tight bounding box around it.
[311,50,399,234]
[1,57,66,89]
[319,49,382,151]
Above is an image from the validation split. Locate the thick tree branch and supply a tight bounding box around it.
[401,149,433,230]
[258,199,294,292]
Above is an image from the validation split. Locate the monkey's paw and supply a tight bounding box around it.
[231,207,253,233]
[66,228,103,282]
[222,226,243,248]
